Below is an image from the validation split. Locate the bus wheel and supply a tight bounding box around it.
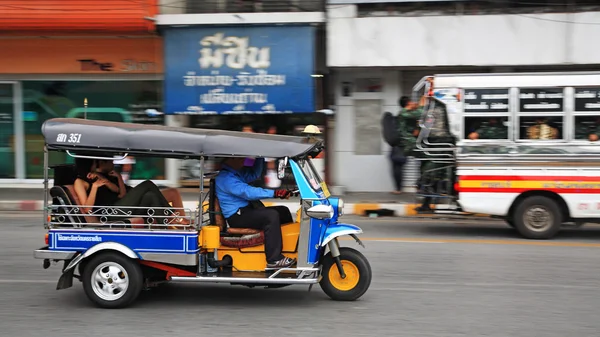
[513,196,561,239]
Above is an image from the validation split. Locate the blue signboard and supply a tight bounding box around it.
[164,25,316,115]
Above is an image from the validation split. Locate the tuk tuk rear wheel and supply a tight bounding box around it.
[319,247,371,301]
[81,252,143,309]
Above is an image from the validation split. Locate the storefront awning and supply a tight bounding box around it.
[0,0,157,34]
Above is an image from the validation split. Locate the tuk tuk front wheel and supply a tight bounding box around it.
[319,247,372,301]
[81,252,143,309]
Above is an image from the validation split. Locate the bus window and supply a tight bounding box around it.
[517,87,564,141]
[465,116,508,140]
[574,116,600,141]
[519,116,563,140]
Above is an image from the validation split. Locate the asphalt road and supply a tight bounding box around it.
[2,213,600,336]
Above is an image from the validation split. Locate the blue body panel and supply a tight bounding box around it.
[48,229,199,257]
[290,160,332,264]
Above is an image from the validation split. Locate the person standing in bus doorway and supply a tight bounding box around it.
[467,117,508,140]
[393,96,424,194]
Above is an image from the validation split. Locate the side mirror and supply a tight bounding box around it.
[306,204,334,220]
[277,157,288,179]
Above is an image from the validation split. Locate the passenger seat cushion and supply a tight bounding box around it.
[63,185,81,205]
[220,232,265,248]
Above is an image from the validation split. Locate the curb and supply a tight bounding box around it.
[0,200,492,218]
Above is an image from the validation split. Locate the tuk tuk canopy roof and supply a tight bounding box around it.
[42,118,321,159]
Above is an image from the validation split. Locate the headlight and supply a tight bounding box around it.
[338,198,344,216]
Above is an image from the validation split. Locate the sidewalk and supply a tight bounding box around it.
[0,188,489,217]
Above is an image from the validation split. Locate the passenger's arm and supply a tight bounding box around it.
[220,178,274,201]
[240,158,265,182]
[74,179,105,213]
[109,170,127,198]
[90,173,119,193]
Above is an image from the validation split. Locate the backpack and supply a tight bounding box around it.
[381,111,402,147]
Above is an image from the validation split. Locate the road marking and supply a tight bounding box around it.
[375,280,599,291]
[341,237,600,247]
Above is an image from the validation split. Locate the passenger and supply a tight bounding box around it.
[526,118,559,140]
[215,156,296,269]
[73,158,188,225]
[468,117,507,140]
[575,116,600,141]
[397,96,424,158]
[395,95,447,213]
[91,158,188,218]
[391,96,423,195]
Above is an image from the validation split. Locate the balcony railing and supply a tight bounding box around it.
[184,0,324,13]
[355,0,600,17]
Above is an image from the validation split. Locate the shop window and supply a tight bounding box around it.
[0,84,15,178]
[517,87,565,141]
[21,80,166,180]
[186,113,324,188]
[464,116,509,140]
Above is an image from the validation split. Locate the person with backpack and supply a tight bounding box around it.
[382,96,423,194]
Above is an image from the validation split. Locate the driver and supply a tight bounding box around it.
[215,157,297,269]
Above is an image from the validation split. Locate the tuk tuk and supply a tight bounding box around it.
[33,118,372,308]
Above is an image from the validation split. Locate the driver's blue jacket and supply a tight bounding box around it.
[214,158,275,219]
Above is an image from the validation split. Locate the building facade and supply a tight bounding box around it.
[0,0,327,188]
[326,0,600,192]
[0,0,164,185]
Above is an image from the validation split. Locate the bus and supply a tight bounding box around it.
[412,72,600,239]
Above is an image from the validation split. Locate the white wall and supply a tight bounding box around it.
[332,68,402,192]
[327,5,600,67]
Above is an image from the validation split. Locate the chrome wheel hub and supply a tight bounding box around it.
[91,262,129,301]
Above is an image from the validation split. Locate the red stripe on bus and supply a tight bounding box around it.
[459,188,600,194]
[459,175,600,182]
